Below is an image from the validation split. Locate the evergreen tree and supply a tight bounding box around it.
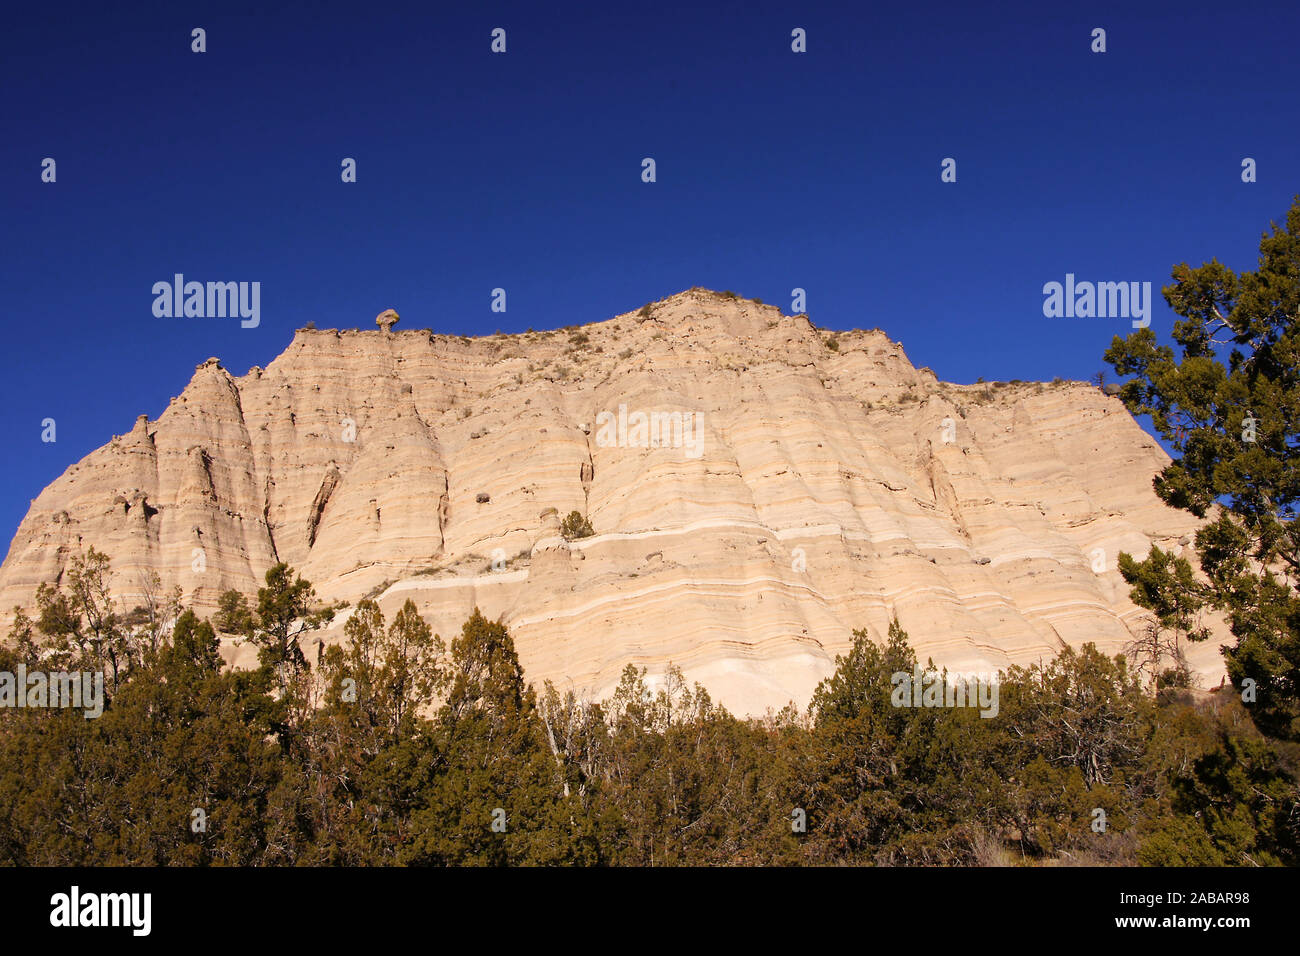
[1105,196,1300,738]
[4,552,1295,867]
[32,547,135,693]
[215,563,336,750]
[804,619,921,862]
[401,609,583,865]
[0,611,284,865]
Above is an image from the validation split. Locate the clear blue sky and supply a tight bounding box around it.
[1,0,1296,545]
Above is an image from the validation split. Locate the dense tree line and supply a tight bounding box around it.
[0,553,1295,866]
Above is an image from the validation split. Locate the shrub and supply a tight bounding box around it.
[559,511,594,541]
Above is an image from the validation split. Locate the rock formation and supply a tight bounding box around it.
[0,289,1227,715]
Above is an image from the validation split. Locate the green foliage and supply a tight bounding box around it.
[221,563,334,675]
[1118,546,1210,644]
[4,553,1298,867]
[214,563,337,750]
[0,609,283,864]
[33,547,130,690]
[559,510,594,540]
[1106,196,1300,739]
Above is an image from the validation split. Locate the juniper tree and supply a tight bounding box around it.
[32,547,135,692]
[303,599,445,864]
[215,563,336,749]
[401,609,587,865]
[1105,196,1300,739]
[0,610,284,865]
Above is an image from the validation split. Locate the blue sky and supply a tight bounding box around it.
[1,0,1296,544]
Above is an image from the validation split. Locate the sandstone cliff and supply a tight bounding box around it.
[0,289,1225,714]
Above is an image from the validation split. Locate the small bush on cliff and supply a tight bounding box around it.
[559,511,594,541]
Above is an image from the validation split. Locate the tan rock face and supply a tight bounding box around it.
[0,289,1226,714]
